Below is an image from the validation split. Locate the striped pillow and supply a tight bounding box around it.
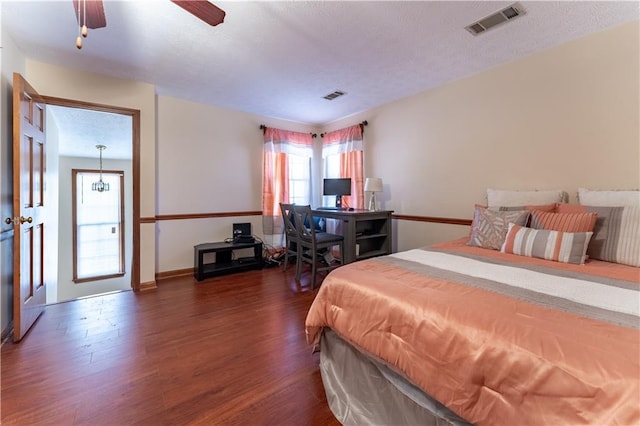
[530,210,597,233]
[557,205,640,267]
[501,224,593,265]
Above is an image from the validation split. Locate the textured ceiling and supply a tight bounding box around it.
[49,105,133,159]
[3,1,639,157]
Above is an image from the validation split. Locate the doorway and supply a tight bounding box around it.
[43,97,141,303]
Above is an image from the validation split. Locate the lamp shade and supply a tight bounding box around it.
[364,177,383,192]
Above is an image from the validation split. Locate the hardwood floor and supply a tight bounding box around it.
[1,266,341,425]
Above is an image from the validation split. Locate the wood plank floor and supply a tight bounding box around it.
[1,266,340,425]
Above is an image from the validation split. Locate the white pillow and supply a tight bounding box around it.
[578,188,640,207]
[486,188,567,207]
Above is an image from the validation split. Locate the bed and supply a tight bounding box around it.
[305,194,640,425]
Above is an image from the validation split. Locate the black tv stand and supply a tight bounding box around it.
[194,241,263,281]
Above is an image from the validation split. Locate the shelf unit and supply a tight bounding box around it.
[312,209,393,264]
[355,217,391,260]
[194,241,263,281]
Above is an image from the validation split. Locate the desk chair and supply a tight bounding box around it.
[292,205,344,289]
[279,203,301,275]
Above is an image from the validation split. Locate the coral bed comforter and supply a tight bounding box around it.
[305,239,640,425]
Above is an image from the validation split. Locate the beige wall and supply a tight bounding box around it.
[156,95,317,272]
[326,20,640,252]
[2,19,638,291]
[24,60,158,285]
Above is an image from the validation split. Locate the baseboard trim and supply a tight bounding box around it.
[139,280,158,291]
[1,321,13,345]
[156,268,194,283]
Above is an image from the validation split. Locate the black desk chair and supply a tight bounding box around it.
[279,203,301,275]
[292,204,344,289]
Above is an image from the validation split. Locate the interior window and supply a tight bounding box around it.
[72,169,125,283]
[322,153,341,204]
[288,154,311,205]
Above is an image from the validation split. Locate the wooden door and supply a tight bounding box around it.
[12,73,46,342]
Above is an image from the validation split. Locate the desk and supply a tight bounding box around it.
[312,209,393,264]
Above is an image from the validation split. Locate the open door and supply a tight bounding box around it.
[11,73,46,342]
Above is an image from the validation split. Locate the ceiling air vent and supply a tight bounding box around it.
[323,90,346,101]
[465,3,525,36]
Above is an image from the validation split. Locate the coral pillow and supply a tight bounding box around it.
[530,210,597,233]
[556,203,588,214]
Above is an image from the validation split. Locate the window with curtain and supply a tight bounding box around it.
[262,127,313,242]
[72,169,125,282]
[321,123,365,209]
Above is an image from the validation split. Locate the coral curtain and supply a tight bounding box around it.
[262,126,313,237]
[322,124,365,209]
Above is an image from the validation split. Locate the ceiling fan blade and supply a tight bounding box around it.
[72,0,106,29]
[171,0,226,27]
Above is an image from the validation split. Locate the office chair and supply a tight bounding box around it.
[292,205,344,289]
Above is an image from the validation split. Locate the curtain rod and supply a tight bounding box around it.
[259,124,316,138]
[320,120,367,138]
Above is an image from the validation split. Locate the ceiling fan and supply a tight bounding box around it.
[72,0,226,49]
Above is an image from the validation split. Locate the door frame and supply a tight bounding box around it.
[43,96,141,291]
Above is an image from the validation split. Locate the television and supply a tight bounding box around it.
[323,178,352,208]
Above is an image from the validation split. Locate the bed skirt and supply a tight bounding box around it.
[320,329,470,426]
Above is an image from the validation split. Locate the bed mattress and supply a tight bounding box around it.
[305,239,640,425]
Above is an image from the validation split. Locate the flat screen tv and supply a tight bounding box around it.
[323,178,352,208]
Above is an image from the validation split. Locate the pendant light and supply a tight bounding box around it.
[92,144,110,192]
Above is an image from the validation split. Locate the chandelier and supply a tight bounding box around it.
[92,144,110,192]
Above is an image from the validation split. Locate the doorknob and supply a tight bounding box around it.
[5,216,32,225]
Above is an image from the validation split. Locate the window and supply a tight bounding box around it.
[324,154,341,178]
[322,154,341,205]
[321,124,365,209]
[72,169,125,282]
[288,154,311,205]
[262,127,313,239]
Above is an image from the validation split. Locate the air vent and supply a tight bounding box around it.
[465,3,525,36]
[323,90,346,101]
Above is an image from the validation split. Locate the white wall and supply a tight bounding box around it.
[325,20,640,252]
[57,156,133,302]
[44,109,60,303]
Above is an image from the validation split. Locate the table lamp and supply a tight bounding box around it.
[364,178,383,211]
